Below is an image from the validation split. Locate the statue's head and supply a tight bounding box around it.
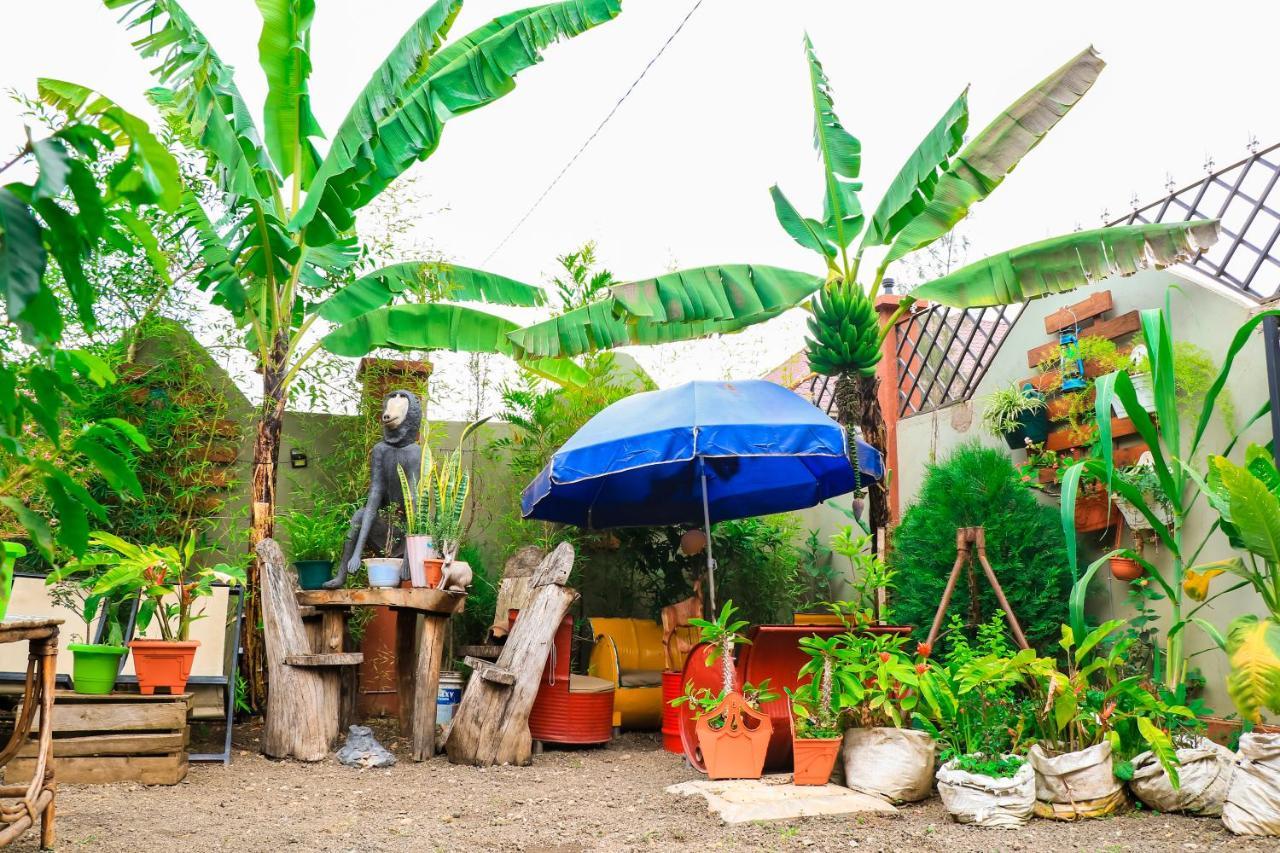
[381,390,422,447]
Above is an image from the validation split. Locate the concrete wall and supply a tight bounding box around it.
[886,269,1270,716]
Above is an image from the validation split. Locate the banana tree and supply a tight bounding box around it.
[504,39,1218,542]
[96,0,622,705]
[1059,305,1280,693]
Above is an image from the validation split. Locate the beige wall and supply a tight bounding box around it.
[887,269,1270,716]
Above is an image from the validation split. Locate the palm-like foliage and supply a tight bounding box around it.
[94,0,622,704]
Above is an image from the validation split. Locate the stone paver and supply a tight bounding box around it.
[667,773,897,823]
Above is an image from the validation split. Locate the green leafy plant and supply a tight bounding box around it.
[835,632,928,729]
[893,443,1072,650]
[278,496,350,562]
[1188,446,1280,722]
[788,635,844,738]
[1014,442,1065,492]
[425,419,488,564]
[671,679,779,729]
[689,601,753,697]
[980,383,1047,438]
[1062,301,1280,693]
[46,558,128,646]
[796,528,836,610]
[85,532,245,641]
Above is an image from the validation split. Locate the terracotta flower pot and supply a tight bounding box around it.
[695,691,773,780]
[1109,556,1144,582]
[790,705,841,785]
[1074,491,1117,534]
[129,639,200,695]
[423,558,445,589]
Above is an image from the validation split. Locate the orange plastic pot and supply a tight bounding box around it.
[129,639,199,695]
[1109,556,1143,582]
[423,558,445,588]
[790,706,841,785]
[695,692,772,780]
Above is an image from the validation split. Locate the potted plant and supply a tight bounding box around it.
[423,419,487,586]
[917,614,1052,828]
[397,442,439,588]
[786,635,844,785]
[45,558,130,694]
[837,632,937,803]
[279,498,349,590]
[1111,454,1173,531]
[1026,620,1192,820]
[88,532,245,695]
[980,383,1049,450]
[673,601,774,780]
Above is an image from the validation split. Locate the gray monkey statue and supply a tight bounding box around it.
[323,389,422,589]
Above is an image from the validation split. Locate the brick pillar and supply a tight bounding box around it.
[874,296,904,523]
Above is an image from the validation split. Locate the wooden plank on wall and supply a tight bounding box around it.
[1044,291,1113,334]
[1027,311,1142,367]
[1045,417,1139,452]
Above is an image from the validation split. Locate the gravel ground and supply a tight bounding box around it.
[8,721,1278,852]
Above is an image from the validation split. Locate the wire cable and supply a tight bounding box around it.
[481,0,708,264]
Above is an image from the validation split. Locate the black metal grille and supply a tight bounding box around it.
[1111,143,1280,301]
[895,303,1023,418]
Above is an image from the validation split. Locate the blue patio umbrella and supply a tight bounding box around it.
[521,379,883,608]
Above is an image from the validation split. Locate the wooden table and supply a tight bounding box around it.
[296,588,465,761]
[0,618,61,849]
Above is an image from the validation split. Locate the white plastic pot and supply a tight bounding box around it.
[1224,732,1280,836]
[841,727,936,803]
[1029,741,1127,820]
[1130,737,1234,816]
[936,755,1035,829]
[363,557,402,588]
[1112,371,1157,418]
[403,534,439,587]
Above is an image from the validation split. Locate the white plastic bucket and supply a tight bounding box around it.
[437,671,465,725]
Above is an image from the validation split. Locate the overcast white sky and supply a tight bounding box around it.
[5,1,1279,415]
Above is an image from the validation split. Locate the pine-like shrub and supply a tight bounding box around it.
[891,442,1072,651]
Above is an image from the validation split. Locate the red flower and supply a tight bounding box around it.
[916,642,932,659]
[878,652,891,663]
[915,663,928,675]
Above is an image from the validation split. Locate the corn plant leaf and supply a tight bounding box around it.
[1227,615,1280,722]
[507,265,823,359]
[911,221,1220,308]
[801,35,862,250]
[254,0,324,185]
[884,46,1106,266]
[293,0,621,243]
[102,0,279,208]
[316,262,545,324]
[861,88,968,250]
[1191,309,1280,457]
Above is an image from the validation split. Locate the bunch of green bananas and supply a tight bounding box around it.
[806,279,882,377]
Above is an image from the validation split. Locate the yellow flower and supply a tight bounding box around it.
[1183,568,1225,602]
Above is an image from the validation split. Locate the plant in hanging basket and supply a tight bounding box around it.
[980,383,1048,450]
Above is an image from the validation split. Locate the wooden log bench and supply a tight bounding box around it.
[258,539,364,761]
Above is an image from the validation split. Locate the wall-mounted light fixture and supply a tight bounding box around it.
[289,449,308,469]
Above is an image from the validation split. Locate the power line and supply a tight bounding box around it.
[482,0,708,264]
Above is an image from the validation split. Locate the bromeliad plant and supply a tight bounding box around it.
[1062,302,1280,693]
[85,532,245,642]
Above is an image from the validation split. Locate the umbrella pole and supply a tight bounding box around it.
[700,458,717,613]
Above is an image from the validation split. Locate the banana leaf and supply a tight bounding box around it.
[104,0,280,208]
[770,185,835,261]
[506,264,823,358]
[254,0,324,184]
[320,302,520,357]
[316,262,545,324]
[803,35,862,250]
[910,221,1220,308]
[293,0,621,244]
[883,46,1106,267]
[861,88,968,250]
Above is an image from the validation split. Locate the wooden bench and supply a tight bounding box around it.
[257,539,364,761]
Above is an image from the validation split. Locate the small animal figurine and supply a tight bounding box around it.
[324,390,423,589]
[439,559,472,593]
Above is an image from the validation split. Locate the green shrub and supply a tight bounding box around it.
[891,442,1071,650]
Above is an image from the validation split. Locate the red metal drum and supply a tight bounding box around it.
[738,624,913,772]
[528,615,615,745]
[661,670,684,753]
[676,641,733,772]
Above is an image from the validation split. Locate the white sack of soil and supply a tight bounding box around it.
[1130,737,1234,816]
[936,757,1035,828]
[1029,741,1126,820]
[1224,732,1280,836]
[841,727,936,803]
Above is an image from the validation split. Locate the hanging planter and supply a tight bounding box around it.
[1108,556,1143,581]
[1074,489,1116,534]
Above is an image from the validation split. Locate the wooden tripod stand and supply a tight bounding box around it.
[924,527,1030,650]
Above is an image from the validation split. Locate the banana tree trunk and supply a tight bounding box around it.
[833,372,891,554]
[245,332,290,712]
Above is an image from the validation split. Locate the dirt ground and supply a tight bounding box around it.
[9,721,1279,852]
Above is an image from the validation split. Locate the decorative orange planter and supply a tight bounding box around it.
[695,692,773,780]
[1109,556,1143,581]
[790,706,841,785]
[424,558,445,588]
[1075,491,1117,533]
[130,639,200,695]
